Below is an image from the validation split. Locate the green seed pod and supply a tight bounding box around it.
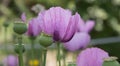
[68,62,76,66]
[103,57,120,66]
[14,44,25,54]
[13,22,27,35]
[39,33,53,47]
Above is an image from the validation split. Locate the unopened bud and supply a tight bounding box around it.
[13,22,27,35]
[39,33,53,47]
[14,44,25,54]
[103,56,120,66]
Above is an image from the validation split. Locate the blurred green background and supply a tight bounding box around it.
[0,0,120,65]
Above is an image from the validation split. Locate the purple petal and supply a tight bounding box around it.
[27,20,33,36]
[77,15,85,32]
[21,13,26,22]
[38,8,56,35]
[26,18,41,36]
[53,30,60,41]
[32,18,41,36]
[53,7,72,41]
[77,47,109,66]
[63,32,91,51]
[38,7,81,42]
[85,20,95,33]
[38,11,46,33]
[3,55,18,66]
[77,16,95,33]
[61,13,79,42]
[38,7,72,40]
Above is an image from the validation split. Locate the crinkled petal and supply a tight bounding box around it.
[38,8,56,35]
[63,32,90,51]
[38,7,80,42]
[85,20,95,33]
[61,13,79,42]
[77,15,85,32]
[32,18,41,36]
[27,20,33,36]
[54,7,72,40]
[26,18,41,36]
[77,47,109,66]
[77,16,95,33]
[38,11,46,33]
[42,7,72,41]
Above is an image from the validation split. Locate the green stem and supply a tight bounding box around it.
[4,27,8,66]
[43,48,47,66]
[40,49,43,66]
[62,48,66,66]
[31,39,35,65]
[57,42,61,66]
[4,27,8,54]
[18,36,24,66]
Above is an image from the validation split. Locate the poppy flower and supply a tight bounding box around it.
[38,7,79,42]
[77,47,109,66]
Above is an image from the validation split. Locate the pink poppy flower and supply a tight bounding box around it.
[77,47,109,66]
[38,7,79,42]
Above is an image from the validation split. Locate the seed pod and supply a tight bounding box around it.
[39,33,53,47]
[13,22,27,35]
[103,57,120,66]
[14,44,25,54]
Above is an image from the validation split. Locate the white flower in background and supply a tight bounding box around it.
[109,18,120,34]
[112,0,120,6]
[95,19,104,32]
[87,6,108,20]
[67,0,76,11]
[31,4,45,13]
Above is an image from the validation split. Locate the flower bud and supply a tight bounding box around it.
[103,57,120,66]
[14,44,25,54]
[13,22,27,35]
[39,33,53,47]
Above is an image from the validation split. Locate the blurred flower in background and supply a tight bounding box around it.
[77,47,109,66]
[29,59,39,66]
[31,4,45,14]
[21,13,26,22]
[112,0,120,6]
[3,55,18,66]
